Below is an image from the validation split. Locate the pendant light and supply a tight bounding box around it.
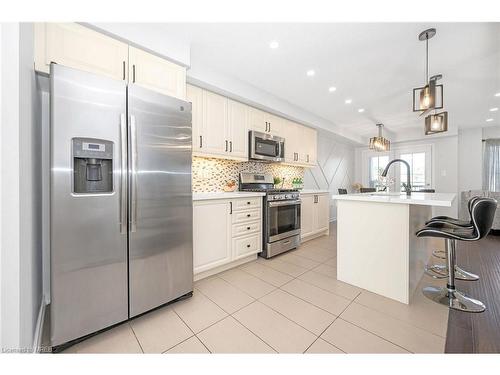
[412,28,443,116]
[425,111,448,135]
[369,124,390,151]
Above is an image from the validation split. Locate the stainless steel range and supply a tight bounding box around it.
[239,173,301,258]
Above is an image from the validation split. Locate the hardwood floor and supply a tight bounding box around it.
[445,233,500,353]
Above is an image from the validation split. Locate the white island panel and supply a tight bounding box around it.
[334,193,455,304]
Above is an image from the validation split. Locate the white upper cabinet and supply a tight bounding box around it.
[299,126,318,166]
[227,99,249,160]
[284,120,301,164]
[202,90,228,157]
[128,46,186,100]
[248,107,268,133]
[187,84,203,152]
[187,87,317,166]
[248,108,282,135]
[34,23,186,99]
[35,23,128,81]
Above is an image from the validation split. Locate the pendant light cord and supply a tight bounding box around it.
[425,35,429,84]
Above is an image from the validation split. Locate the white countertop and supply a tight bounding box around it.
[332,192,456,207]
[299,189,331,194]
[193,191,266,201]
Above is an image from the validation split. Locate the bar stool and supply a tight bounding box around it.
[424,196,480,281]
[416,197,497,312]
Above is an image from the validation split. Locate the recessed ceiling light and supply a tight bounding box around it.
[269,40,279,49]
[486,118,494,122]
[495,93,500,97]
[490,107,498,112]
[358,108,365,113]
[345,99,352,104]
[306,70,315,77]
[328,86,336,92]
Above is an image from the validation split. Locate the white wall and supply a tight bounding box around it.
[458,128,483,193]
[304,129,356,221]
[0,22,43,352]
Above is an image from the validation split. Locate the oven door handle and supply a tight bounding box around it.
[268,199,301,207]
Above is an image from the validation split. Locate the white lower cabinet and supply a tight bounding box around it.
[193,197,262,277]
[300,192,330,240]
[193,200,231,274]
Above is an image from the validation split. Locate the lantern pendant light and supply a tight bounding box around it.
[369,124,390,151]
[412,28,443,116]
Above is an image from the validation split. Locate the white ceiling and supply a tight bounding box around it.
[157,23,500,138]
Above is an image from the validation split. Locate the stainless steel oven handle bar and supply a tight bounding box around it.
[268,199,301,207]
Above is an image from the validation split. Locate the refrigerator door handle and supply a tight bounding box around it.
[130,114,138,232]
[119,113,128,234]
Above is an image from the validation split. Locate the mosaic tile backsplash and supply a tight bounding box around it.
[192,156,305,192]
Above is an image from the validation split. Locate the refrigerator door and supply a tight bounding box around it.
[128,85,193,317]
[50,65,128,346]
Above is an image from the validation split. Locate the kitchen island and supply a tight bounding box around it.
[332,192,456,304]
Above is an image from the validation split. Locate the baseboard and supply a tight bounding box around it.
[194,254,257,281]
[32,296,47,353]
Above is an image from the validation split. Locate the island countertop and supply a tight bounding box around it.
[332,192,456,207]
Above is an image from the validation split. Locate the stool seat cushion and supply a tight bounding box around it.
[416,225,476,241]
[425,216,471,227]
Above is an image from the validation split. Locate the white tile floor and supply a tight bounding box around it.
[62,223,449,354]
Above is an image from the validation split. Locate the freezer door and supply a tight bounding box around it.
[50,64,128,346]
[128,85,193,317]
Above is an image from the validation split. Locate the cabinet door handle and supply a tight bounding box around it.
[225,140,228,152]
[229,141,232,152]
[269,122,271,132]
[247,201,251,205]
[247,226,251,230]
[247,214,251,217]
[199,135,203,148]
[307,154,309,163]
[122,61,126,80]
[246,244,251,248]
[132,64,136,83]
[230,202,233,214]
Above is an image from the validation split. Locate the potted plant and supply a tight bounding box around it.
[292,177,303,190]
[273,176,282,189]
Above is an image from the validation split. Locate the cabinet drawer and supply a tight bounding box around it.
[232,197,261,211]
[233,234,261,259]
[232,221,261,237]
[232,208,261,224]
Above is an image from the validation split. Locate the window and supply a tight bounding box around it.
[483,139,500,192]
[369,155,389,188]
[399,152,427,191]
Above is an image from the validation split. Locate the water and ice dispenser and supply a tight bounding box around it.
[72,138,114,194]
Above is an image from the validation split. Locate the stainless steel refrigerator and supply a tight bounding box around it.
[49,64,193,347]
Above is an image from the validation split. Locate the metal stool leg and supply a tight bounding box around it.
[423,239,485,313]
[425,240,479,281]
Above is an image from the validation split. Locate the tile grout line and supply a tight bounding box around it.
[128,322,145,354]
[303,291,362,354]
[169,309,212,354]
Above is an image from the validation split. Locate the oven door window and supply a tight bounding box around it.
[267,203,300,241]
[255,138,278,157]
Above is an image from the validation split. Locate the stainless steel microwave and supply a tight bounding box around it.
[249,130,285,162]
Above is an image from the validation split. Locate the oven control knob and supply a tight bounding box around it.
[285,194,290,199]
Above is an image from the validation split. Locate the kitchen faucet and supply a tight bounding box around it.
[381,159,412,196]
